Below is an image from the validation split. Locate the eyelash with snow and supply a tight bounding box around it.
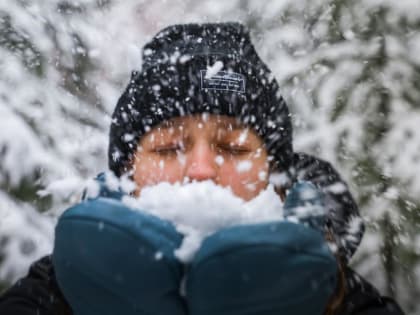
[152,145,183,155]
[217,144,251,155]
[152,144,251,156]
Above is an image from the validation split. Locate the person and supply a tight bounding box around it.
[0,22,404,315]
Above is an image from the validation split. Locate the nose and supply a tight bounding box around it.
[185,142,217,181]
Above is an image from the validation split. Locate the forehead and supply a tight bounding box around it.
[152,114,247,132]
[139,114,266,148]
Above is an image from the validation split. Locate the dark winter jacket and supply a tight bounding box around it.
[0,153,405,315]
[0,256,404,315]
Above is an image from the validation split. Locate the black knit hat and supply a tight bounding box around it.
[109,22,292,177]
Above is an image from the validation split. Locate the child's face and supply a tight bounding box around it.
[132,114,269,201]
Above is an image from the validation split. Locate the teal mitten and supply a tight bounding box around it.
[186,221,337,315]
[283,181,327,232]
[52,197,186,315]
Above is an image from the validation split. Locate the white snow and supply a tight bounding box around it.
[154,251,163,260]
[0,191,54,282]
[122,180,284,262]
[1,1,419,312]
[123,133,135,142]
[324,182,347,194]
[258,171,267,181]
[238,130,248,144]
[236,160,252,172]
[37,177,86,199]
[269,172,290,187]
[289,205,325,218]
[205,61,224,79]
[179,54,192,64]
[215,155,224,166]
[346,216,365,236]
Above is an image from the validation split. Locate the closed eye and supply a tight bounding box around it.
[217,144,251,155]
[152,144,184,156]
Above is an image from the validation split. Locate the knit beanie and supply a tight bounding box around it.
[108,22,293,177]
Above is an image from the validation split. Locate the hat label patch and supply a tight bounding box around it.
[200,70,246,93]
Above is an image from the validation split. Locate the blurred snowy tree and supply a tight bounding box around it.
[234,1,420,312]
[0,0,111,286]
[242,2,420,312]
[0,0,419,313]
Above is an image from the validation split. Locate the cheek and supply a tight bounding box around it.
[218,157,269,200]
[133,156,185,188]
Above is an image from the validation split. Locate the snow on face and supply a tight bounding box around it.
[236,160,253,172]
[238,129,249,144]
[258,171,267,181]
[122,180,284,262]
[215,155,224,165]
[126,114,284,261]
[132,114,270,201]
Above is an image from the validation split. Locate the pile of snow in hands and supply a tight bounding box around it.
[41,171,289,262]
[41,171,355,263]
[122,180,284,262]
[64,172,285,262]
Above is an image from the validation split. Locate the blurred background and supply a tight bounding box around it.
[0,0,419,313]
